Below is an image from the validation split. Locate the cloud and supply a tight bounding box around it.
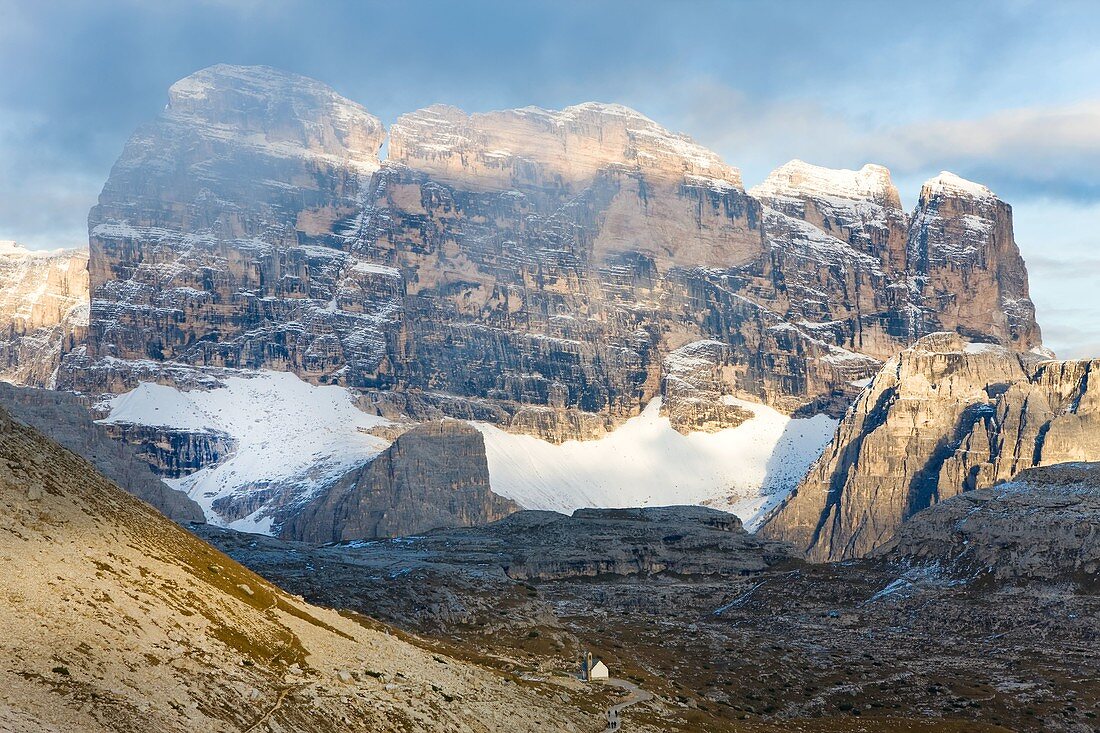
[1026,255,1100,280]
[869,101,1100,201]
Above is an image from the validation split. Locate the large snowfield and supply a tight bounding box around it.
[101,370,836,533]
[477,397,836,529]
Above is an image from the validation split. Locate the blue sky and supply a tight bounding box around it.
[1,0,1098,356]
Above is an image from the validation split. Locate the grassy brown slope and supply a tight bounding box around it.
[0,407,594,733]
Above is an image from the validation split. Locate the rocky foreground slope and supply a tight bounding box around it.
[0,405,597,732]
[0,241,88,387]
[0,381,203,522]
[761,332,1100,561]
[63,64,1039,440]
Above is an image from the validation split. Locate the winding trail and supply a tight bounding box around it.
[242,685,296,732]
[598,678,652,732]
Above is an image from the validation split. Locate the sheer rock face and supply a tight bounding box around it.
[0,242,89,387]
[102,422,236,480]
[906,173,1040,349]
[880,462,1100,582]
[283,421,519,543]
[63,65,1042,443]
[71,64,388,390]
[751,162,1039,362]
[760,333,1100,561]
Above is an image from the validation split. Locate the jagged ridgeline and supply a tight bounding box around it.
[57,64,1038,433]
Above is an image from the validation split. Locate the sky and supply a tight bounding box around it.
[1,0,1099,356]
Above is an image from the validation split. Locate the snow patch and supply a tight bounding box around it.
[476,397,837,530]
[100,370,391,532]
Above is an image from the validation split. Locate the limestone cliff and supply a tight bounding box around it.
[0,241,88,387]
[61,65,1043,446]
[68,64,388,393]
[283,420,519,543]
[760,332,1100,561]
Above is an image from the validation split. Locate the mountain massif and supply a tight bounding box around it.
[63,64,1038,426]
[0,63,1075,544]
[0,62,1098,733]
[0,62,1033,538]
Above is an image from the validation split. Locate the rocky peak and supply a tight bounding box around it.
[760,333,1099,561]
[920,170,997,203]
[388,100,743,191]
[750,160,909,278]
[907,170,1040,349]
[751,160,902,210]
[162,63,385,170]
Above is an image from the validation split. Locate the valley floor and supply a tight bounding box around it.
[197,525,1100,733]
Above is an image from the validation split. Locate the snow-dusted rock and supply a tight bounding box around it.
[0,241,88,387]
[53,64,1048,531]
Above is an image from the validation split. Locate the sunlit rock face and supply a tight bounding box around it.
[906,173,1041,350]
[63,64,1042,444]
[761,333,1100,561]
[0,241,88,387]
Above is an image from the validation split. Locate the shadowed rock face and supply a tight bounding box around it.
[61,65,1041,444]
[0,382,203,522]
[217,504,792,587]
[491,506,794,580]
[880,462,1100,582]
[761,333,1100,561]
[282,420,519,543]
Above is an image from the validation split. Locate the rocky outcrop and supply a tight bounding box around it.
[0,241,88,387]
[0,382,203,522]
[761,333,1100,561]
[494,506,794,580]
[283,420,519,542]
[61,65,1042,446]
[880,462,1100,582]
